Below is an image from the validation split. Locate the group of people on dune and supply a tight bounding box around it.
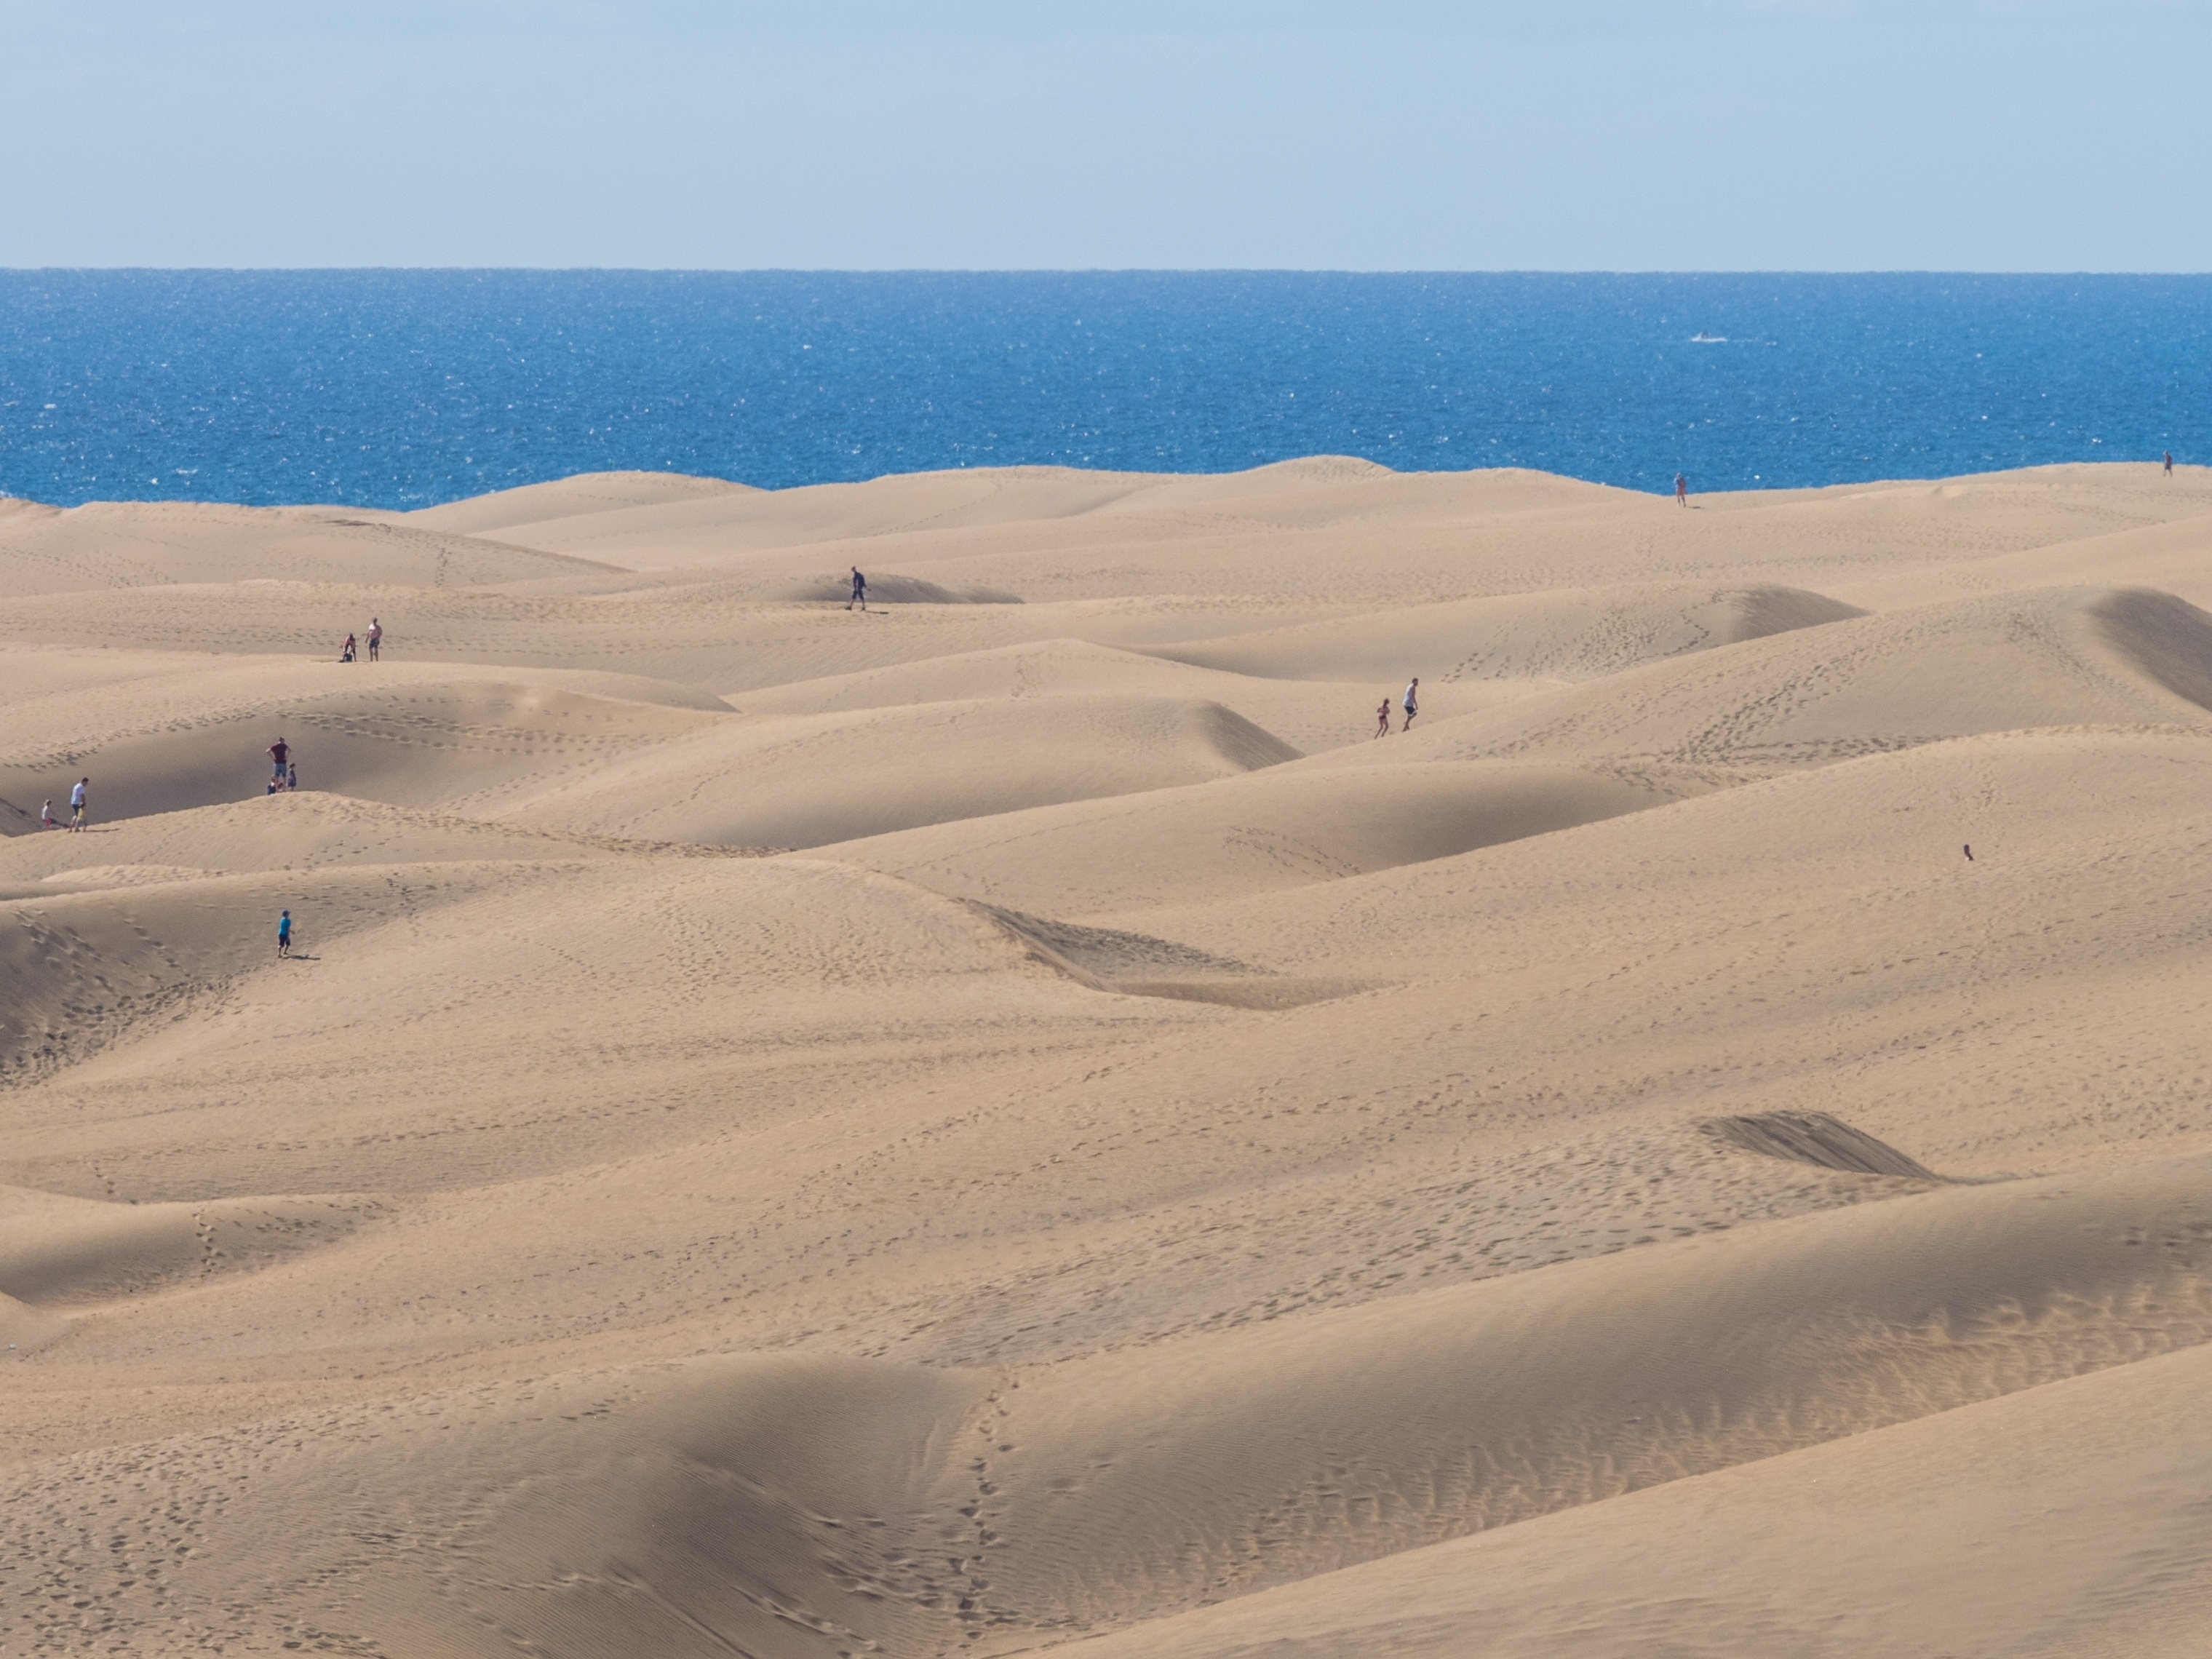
[338,616,383,664]
[1374,677,1419,738]
[37,777,90,832]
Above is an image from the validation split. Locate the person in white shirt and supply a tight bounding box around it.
[1401,677,1420,732]
[40,799,55,830]
[68,777,87,832]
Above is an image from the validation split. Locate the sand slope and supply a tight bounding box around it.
[500,694,1300,848]
[1150,581,1863,684]
[9,458,2212,1655]
[0,496,602,595]
[1058,1334,2212,1659]
[815,755,1706,914]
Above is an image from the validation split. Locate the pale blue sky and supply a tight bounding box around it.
[3,1,2206,269]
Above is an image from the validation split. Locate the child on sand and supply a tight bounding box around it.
[1402,677,1420,732]
[277,910,293,958]
[40,799,55,830]
[68,778,87,831]
[287,763,298,792]
[1374,698,1391,739]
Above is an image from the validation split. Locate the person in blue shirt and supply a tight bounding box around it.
[277,910,293,958]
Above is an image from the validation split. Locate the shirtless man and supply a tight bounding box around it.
[1675,472,1688,506]
[367,617,382,661]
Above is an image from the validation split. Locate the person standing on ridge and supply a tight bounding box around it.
[276,910,293,958]
[1402,677,1420,733]
[848,566,867,611]
[268,736,290,788]
[2167,452,2176,478]
[367,617,382,661]
[1675,473,1688,506]
[68,777,87,832]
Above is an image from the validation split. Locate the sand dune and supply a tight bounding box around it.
[1059,1335,2212,1658]
[729,636,1537,755]
[0,496,602,595]
[0,793,633,885]
[816,755,1704,915]
[1149,581,1863,684]
[0,652,731,829]
[8,459,2212,1655]
[502,695,1298,848]
[1339,584,2212,780]
[401,468,760,538]
[7,1153,2210,1654]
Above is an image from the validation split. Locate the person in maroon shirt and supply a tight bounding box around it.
[268,737,290,786]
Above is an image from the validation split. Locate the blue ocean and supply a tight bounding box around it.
[0,271,2206,511]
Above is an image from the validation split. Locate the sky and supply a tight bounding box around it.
[2,1,2208,271]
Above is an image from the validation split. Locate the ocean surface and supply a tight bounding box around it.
[1,271,2206,510]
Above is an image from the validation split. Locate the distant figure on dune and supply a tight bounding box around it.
[848,566,867,611]
[1964,844,1974,862]
[277,910,293,958]
[1374,697,1392,739]
[367,617,382,661]
[40,798,55,830]
[68,777,87,832]
[287,763,298,792]
[268,736,290,787]
[341,632,357,664]
[1675,473,1688,506]
[1402,677,1420,732]
[2167,452,2176,478]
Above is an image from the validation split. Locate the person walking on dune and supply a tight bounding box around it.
[341,632,357,664]
[1402,677,1420,733]
[1374,697,1392,739]
[848,566,867,611]
[268,736,290,788]
[367,617,381,661]
[2168,452,2176,478]
[276,909,293,958]
[40,798,55,830]
[1675,472,1688,506]
[68,777,87,831]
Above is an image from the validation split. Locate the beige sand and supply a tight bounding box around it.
[4,458,2212,1655]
